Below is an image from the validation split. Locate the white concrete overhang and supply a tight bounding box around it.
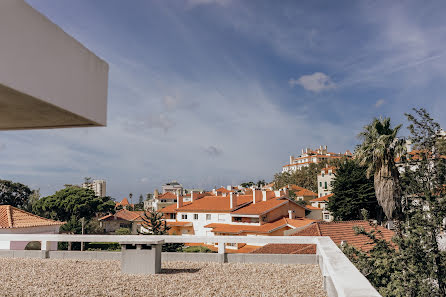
[0,0,108,130]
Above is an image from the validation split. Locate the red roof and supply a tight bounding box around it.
[318,166,337,175]
[216,187,231,193]
[231,197,288,215]
[310,194,333,202]
[251,221,395,254]
[306,205,322,210]
[158,192,177,200]
[175,195,252,213]
[205,217,315,235]
[295,189,317,197]
[0,205,64,229]
[99,209,144,222]
[118,198,129,206]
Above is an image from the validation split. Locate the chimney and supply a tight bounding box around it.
[253,189,262,204]
[177,193,183,208]
[227,185,231,191]
[262,191,267,201]
[274,190,281,197]
[230,192,238,209]
[289,155,293,164]
[191,191,196,202]
[288,210,293,219]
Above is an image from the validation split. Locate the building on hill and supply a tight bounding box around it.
[98,209,144,234]
[310,194,334,221]
[282,145,352,173]
[160,189,315,251]
[82,179,106,197]
[0,205,64,250]
[251,220,395,254]
[162,181,183,195]
[317,166,336,197]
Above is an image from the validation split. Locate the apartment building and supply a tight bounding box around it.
[160,189,315,250]
[82,179,106,197]
[162,181,183,195]
[282,145,352,173]
[317,166,336,197]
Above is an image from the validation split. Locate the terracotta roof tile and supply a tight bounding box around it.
[175,195,252,213]
[99,209,144,222]
[0,205,64,229]
[205,217,315,234]
[295,189,317,197]
[310,194,333,202]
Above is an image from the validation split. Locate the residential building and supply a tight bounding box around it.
[98,209,144,234]
[82,179,106,197]
[282,145,352,173]
[310,194,334,222]
[0,205,64,250]
[251,220,395,254]
[160,189,315,250]
[115,197,133,210]
[317,166,336,197]
[162,181,183,195]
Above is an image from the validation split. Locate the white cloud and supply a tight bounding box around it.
[375,99,385,108]
[289,72,336,93]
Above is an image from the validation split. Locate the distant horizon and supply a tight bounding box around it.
[1,0,445,199]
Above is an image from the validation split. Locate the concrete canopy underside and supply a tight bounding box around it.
[0,0,108,130]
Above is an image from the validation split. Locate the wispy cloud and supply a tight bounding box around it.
[375,99,385,108]
[289,72,336,93]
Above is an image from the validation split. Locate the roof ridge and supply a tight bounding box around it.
[9,205,61,224]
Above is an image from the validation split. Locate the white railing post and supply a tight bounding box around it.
[217,241,226,263]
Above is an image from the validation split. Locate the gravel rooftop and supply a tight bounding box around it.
[0,258,326,297]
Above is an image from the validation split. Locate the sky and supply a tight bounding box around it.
[2,0,446,200]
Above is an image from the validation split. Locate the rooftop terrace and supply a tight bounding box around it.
[0,258,326,297]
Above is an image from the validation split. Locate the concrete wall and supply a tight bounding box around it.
[0,225,60,250]
[0,0,108,130]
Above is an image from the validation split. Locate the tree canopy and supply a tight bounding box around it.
[33,186,115,222]
[0,179,32,209]
[272,161,333,192]
[328,159,382,221]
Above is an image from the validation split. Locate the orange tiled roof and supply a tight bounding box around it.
[295,189,317,197]
[288,184,307,192]
[252,220,395,254]
[158,192,177,199]
[318,166,337,175]
[0,205,64,229]
[215,187,231,193]
[205,217,315,235]
[175,195,252,213]
[119,197,129,206]
[310,194,333,202]
[251,243,316,254]
[99,209,144,222]
[231,197,288,215]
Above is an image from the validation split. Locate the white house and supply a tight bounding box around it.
[0,205,64,250]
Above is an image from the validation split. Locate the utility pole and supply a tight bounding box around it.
[81,217,85,251]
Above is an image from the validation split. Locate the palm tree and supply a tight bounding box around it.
[355,117,405,220]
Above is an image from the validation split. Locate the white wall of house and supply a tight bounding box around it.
[317,171,334,197]
[0,225,61,250]
[176,212,232,236]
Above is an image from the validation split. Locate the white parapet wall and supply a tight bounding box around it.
[0,0,108,130]
[0,234,381,297]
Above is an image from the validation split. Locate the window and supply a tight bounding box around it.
[206,214,211,220]
[324,214,330,220]
[194,214,198,220]
[324,181,327,189]
[319,182,322,187]
[181,214,187,220]
[322,173,324,177]
[218,214,225,222]
[233,217,242,222]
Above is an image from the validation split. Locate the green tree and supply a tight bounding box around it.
[140,208,183,252]
[33,187,115,232]
[328,159,382,221]
[356,117,405,221]
[25,189,41,212]
[240,181,254,188]
[273,161,331,192]
[343,109,446,296]
[0,180,32,209]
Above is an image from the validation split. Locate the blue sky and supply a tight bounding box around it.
[2,0,446,200]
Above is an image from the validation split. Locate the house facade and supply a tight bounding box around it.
[282,146,352,173]
[0,205,64,250]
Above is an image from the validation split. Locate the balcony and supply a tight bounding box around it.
[0,234,381,297]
